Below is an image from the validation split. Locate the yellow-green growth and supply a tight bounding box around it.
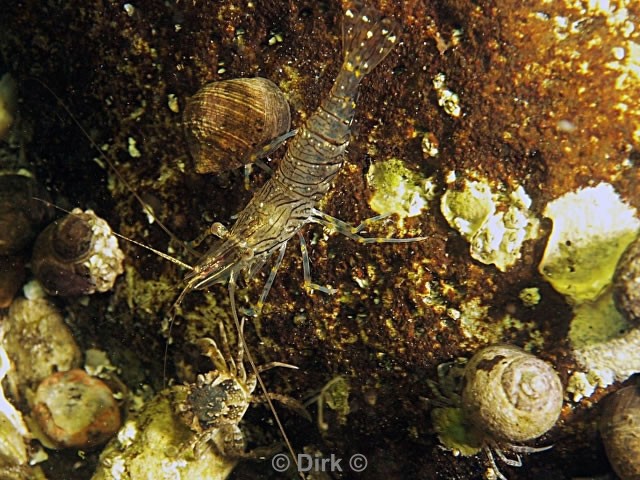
[431,407,483,457]
[538,183,640,303]
[366,158,435,219]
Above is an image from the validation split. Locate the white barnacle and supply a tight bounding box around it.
[362,15,370,23]
[366,30,373,39]
[345,8,354,18]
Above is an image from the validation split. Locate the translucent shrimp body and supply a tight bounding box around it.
[172,4,418,473]
[183,5,401,298]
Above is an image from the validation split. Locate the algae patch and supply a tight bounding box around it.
[366,158,435,219]
[538,183,640,401]
[538,183,640,304]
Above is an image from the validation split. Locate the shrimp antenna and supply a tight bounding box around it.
[32,197,194,272]
[29,77,198,259]
[228,275,304,478]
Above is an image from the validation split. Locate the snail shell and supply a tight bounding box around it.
[183,77,291,174]
[0,174,53,255]
[613,233,640,326]
[600,384,640,480]
[461,345,563,443]
[31,208,124,296]
[32,369,122,449]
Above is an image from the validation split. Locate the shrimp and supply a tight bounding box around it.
[177,5,414,304]
[170,3,423,473]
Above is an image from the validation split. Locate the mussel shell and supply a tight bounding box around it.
[600,384,640,480]
[183,77,291,174]
[0,174,53,255]
[613,234,640,326]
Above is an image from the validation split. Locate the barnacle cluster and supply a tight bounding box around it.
[2,298,123,452]
[32,369,122,449]
[31,208,125,297]
[440,173,540,272]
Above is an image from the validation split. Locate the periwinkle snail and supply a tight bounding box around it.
[431,345,563,479]
[31,208,124,296]
[461,345,564,444]
[183,77,292,175]
[599,384,640,480]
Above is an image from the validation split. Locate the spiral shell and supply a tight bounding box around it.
[0,174,53,256]
[31,208,124,296]
[183,77,291,174]
[461,345,563,443]
[600,384,640,480]
[613,233,640,326]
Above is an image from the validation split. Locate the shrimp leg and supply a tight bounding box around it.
[310,208,427,243]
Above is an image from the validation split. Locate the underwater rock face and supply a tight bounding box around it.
[1,0,639,478]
